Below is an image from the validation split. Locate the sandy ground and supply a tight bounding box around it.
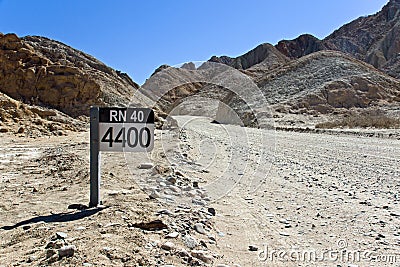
[0,116,399,266]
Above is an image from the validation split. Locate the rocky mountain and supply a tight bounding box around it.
[323,0,400,70]
[142,1,400,129]
[145,0,400,131]
[145,50,400,129]
[0,33,138,116]
[141,64,230,117]
[220,50,400,127]
[211,0,400,80]
[0,33,139,135]
[279,0,400,79]
[190,0,398,128]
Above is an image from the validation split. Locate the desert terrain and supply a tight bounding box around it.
[0,115,399,266]
[1,1,400,266]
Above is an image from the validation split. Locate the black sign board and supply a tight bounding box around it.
[99,107,154,123]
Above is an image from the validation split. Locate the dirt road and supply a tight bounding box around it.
[170,116,400,266]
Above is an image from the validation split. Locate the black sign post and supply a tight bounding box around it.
[89,107,101,207]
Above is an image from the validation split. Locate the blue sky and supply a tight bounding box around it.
[0,0,389,84]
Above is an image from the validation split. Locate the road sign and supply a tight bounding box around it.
[99,107,154,152]
[89,107,155,207]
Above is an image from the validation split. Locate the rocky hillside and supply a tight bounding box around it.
[164,0,394,128]
[145,51,400,129]
[279,0,400,79]
[146,0,400,129]
[140,63,233,119]
[234,51,400,124]
[211,0,400,79]
[256,51,400,107]
[0,33,139,135]
[0,91,86,136]
[323,0,400,71]
[0,33,138,117]
[210,52,398,129]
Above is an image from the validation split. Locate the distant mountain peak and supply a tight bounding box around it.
[209,1,400,79]
[276,34,324,59]
[209,42,289,71]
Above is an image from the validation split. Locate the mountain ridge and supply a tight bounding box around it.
[210,0,400,79]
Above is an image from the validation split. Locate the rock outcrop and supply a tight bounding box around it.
[0,33,138,118]
[209,43,289,71]
[141,64,230,118]
[257,51,400,110]
[0,91,85,136]
[217,51,400,128]
[276,34,326,59]
[0,33,141,135]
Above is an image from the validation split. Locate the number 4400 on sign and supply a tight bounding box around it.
[98,108,154,152]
